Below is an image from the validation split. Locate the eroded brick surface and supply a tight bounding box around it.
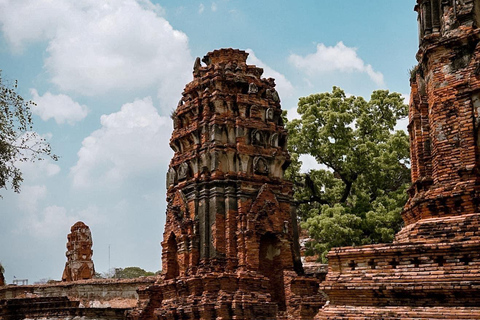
[316,1,480,319]
[128,48,324,320]
[62,221,95,282]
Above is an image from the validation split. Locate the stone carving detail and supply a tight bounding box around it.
[272,90,280,102]
[166,167,176,188]
[248,82,258,94]
[266,108,274,121]
[62,221,95,282]
[254,156,269,175]
[266,88,273,99]
[270,133,279,147]
[193,57,201,76]
[177,162,189,181]
[251,129,264,146]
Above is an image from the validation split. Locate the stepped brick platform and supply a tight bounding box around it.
[128,48,324,320]
[316,1,480,319]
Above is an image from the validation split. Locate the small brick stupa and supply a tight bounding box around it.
[129,49,324,320]
[316,1,480,319]
[0,265,5,287]
[62,221,95,282]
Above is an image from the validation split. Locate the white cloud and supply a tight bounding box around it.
[0,0,71,52]
[246,49,294,99]
[211,2,217,11]
[71,97,172,188]
[30,89,88,125]
[289,42,385,87]
[17,185,47,213]
[26,205,71,238]
[199,3,205,13]
[21,205,104,238]
[16,159,61,182]
[0,0,192,110]
[285,106,300,121]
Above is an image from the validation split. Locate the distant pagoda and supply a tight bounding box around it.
[62,221,95,282]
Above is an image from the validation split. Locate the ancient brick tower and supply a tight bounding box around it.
[129,49,323,320]
[62,221,95,282]
[316,1,480,319]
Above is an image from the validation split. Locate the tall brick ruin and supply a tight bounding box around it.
[316,1,480,319]
[129,49,324,320]
[62,221,95,282]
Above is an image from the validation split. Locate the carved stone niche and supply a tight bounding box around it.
[167,167,177,188]
[248,82,258,94]
[254,156,269,175]
[272,90,280,102]
[251,129,265,146]
[178,162,190,181]
[270,133,279,147]
[266,108,274,121]
[249,105,263,119]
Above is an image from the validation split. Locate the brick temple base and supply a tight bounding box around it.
[129,271,324,320]
[315,214,480,319]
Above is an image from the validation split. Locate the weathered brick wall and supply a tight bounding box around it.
[404,0,480,227]
[315,1,480,319]
[0,277,155,309]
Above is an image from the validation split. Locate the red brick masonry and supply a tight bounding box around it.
[316,1,480,319]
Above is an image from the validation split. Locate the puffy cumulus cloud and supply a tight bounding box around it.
[289,42,385,87]
[16,185,47,214]
[0,0,71,52]
[0,0,192,110]
[71,97,172,188]
[20,205,104,238]
[199,3,205,13]
[15,158,60,182]
[246,49,294,99]
[30,89,88,125]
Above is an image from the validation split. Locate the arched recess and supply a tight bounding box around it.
[164,232,180,279]
[259,232,286,311]
[78,263,92,280]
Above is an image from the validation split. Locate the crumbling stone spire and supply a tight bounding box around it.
[62,221,95,281]
[162,48,302,281]
[127,49,324,320]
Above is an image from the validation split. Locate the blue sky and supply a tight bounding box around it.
[0,0,418,282]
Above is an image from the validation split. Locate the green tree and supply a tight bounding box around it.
[286,87,410,262]
[0,71,57,195]
[113,267,155,279]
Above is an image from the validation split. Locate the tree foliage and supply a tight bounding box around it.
[112,267,156,279]
[286,87,410,262]
[0,71,57,195]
